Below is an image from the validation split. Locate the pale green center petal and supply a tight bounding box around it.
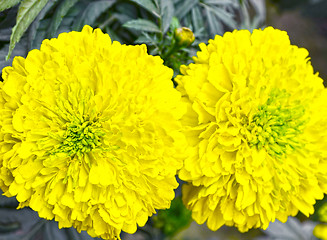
[51,117,105,158]
[246,89,307,157]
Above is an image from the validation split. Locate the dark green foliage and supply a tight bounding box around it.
[152,197,192,237]
[0,0,22,12]
[269,0,327,18]
[269,0,309,10]
[0,0,265,69]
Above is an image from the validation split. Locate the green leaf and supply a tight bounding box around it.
[0,0,22,12]
[160,0,174,33]
[169,16,180,32]
[135,35,154,44]
[210,6,237,29]
[175,0,198,19]
[205,6,223,36]
[29,0,57,50]
[72,0,116,31]
[47,0,79,38]
[53,1,87,34]
[134,32,158,45]
[153,197,192,237]
[203,0,238,6]
[263,217,316,240]
[104,26,122,42]
[123,19,160,32]
[191,6,205,34]
[130,0,160,18]
[6,0,49,60]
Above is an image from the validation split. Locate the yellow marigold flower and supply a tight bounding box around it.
[314,224,327,240]
[314,203,327,239]
[0,25,186,239]
[318,203,327,223]
[176,26,327,232]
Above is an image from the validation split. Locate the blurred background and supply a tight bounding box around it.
[267,0,327,84]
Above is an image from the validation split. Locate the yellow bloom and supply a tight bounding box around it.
[0,25,186,239]
[318,203,327,223]
[314,224,327,240]
[314,203,327,239]
[176,27,327,232]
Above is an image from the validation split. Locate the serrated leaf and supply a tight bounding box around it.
[210,6,237,29]
[104,26,122,42]
[191,6,204,34]
[123,19,160,32]
[175,0,198,19]
[130,0,159,18]
[203,0,238,6]
[249,0,266,26]
[169,16,180,32]
[72,0,115,31]
[135,35,154,44]
[6,0,49,60]
[30,18,50,50]
[205,6,223,36]
[55,1,87,34]
[116,2,138,20]
[262,217,318,240]
[46,0,79,38]
[28,0,57,50]
[134,32,158,45]
[160,0,174,33]
[111,13,132,25]
[0,0,22,12]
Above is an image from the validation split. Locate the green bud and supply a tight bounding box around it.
[174,27,195,47]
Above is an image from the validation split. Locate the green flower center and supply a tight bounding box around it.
[247,89,306,158]
[53,117,105,158]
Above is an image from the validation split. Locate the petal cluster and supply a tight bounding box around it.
[176,27,327,232]
[0,25,186,239]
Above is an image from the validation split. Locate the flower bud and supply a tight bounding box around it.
[174,27,195,47]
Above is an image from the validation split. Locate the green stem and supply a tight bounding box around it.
[162,41,179,61]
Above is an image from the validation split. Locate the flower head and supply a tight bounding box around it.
[0,25,186,239]
[314,224,327,240]
[174,27,195,47]
[176,27,327,232]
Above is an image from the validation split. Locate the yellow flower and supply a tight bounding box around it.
[318,203,327,223]
[0,25,186,239]
[176,27,327,232]
[314,224,327,240]
[314,203,327,239]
